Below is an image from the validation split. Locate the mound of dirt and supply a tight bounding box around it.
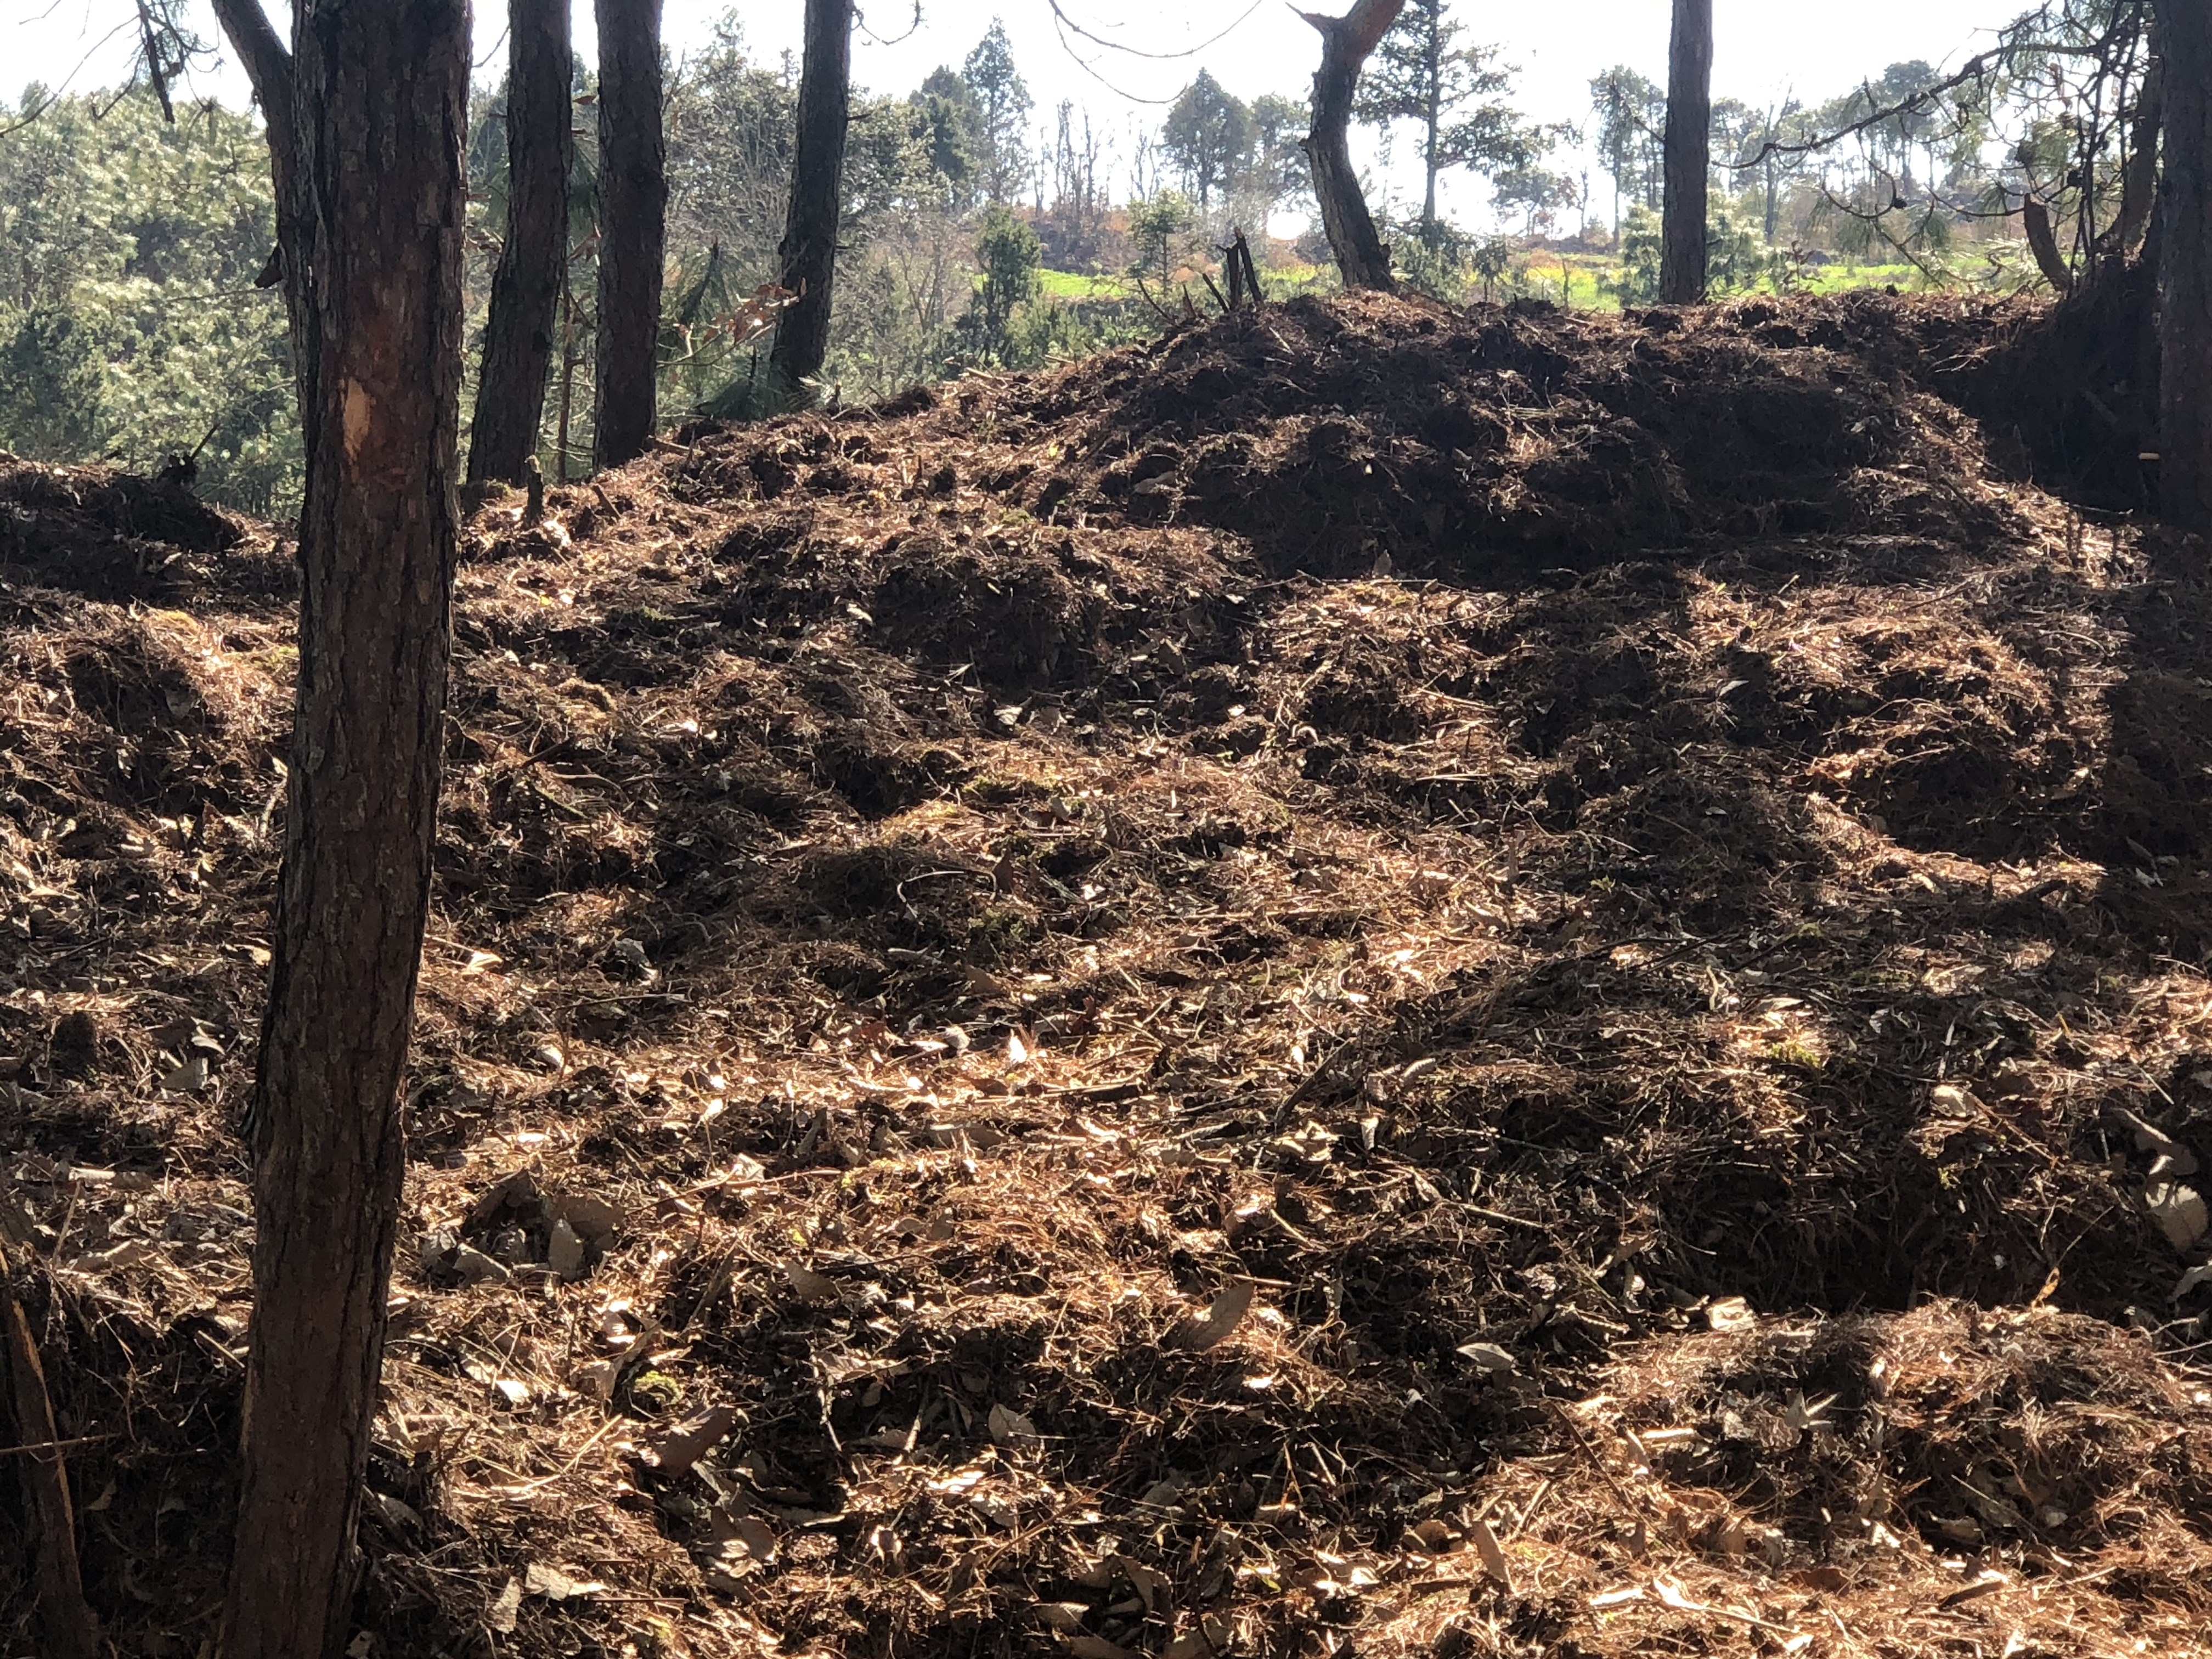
[4,292,2212,1659]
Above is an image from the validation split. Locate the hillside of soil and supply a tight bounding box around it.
[4,289,2211,1659]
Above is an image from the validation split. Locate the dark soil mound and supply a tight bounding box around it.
[5,295,2211,1659]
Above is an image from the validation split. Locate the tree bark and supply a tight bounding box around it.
[1301,0,1404,292]
[2160,0,2212,532]
[469,0,574,487]
[592,0,666,469]
[217,0,468,1651]
[770,0,853,396]
[2023,197,2075,294]
[2112,21,2163,262]
[1659,0,1711,304]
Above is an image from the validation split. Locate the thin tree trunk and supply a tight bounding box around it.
[469,0,574,487]
[217,0,468,1650]
[2159,0,2212,531]
[1660,0,1711,303]
[2023,197,2076,294]
[770,0,853,396]
[2112,21,2163,262]
[1301,0,1404,292]
[592,0,666,469]
[207,0,298,321]
[1421,32,1440,238]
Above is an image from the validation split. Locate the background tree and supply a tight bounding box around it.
[1660,0,1712,302]
[1162,71,1251,217]
[1590,66,1665,237]
[961,20,1032,206]
[1234,91,1312,237]
[216,0,469,1652]
[594,0,666,466]
[1128,189,1197,284]
[1356,0,1544,249]
[1302,0,1407,291]
[962,203,1040,362]
[0,88,294,508]
[467,0,574,487]
[1044,99,1109,267]
[770,0,853,395]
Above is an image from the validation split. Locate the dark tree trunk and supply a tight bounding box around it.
[208,0,298,314]
[770,0,853,395]
[469,0,574,487]
[1660,0,1711,304]
[592,0,666,469]
[2023,198,2075,294]
[2160,0,2212,531]
[1301,0,1404,292]
[2112,19,2163,263]
[217,0,468,1650]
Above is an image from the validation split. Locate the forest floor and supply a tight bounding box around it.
[4,289,2212,1659]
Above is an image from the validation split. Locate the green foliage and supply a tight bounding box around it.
[1359,0,1551,238]
[1162,72,1250,213]
[961,20,1032,205]
[1589,65,1666,219]
[0,88,297,511]
[1127,193,1198,286]
[960,205,1041,365]
[1617,203,1661,302]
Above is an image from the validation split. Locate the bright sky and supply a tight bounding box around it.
[14,0,2018,228]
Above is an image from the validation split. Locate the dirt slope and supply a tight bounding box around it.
[3,291,2211,1659]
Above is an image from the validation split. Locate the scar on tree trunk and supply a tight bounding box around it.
[1300,0,1404,292]
[2,1237,100,1659]
[216,0,470,1651]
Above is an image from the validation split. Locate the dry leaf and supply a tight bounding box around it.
[988,1402,1042,1451]
[2145,1180,2208,1251]
[1170,1283,1255,1351]
[643,1404,737,1475]
[1110,1552,1171,1611]
[1164,1613,1232,1659]
[1456,1341,1516,1375]
[1589,1586,1645,1607]
[523,1562,603,1601]
[1066,1639,1135,1659]
[546,1217,585,1280]
[487,1577,521,1634]
[1034,1602,1088,1632]
[1705,1295,1756,1330]
[785,1261,841,1304]
[1466,1516,1511,1592]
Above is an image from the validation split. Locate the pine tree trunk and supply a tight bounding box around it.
[1660,0,1711,303]
[2160,0,2212,531]
[592,0,666,468]
[469,0,573,487]
[207,0,298,322]
[770,0,853,396]
[1302,0,1404,292]
[217,0,468,1650]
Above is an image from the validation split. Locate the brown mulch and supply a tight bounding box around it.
[3,291,2210,1659]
